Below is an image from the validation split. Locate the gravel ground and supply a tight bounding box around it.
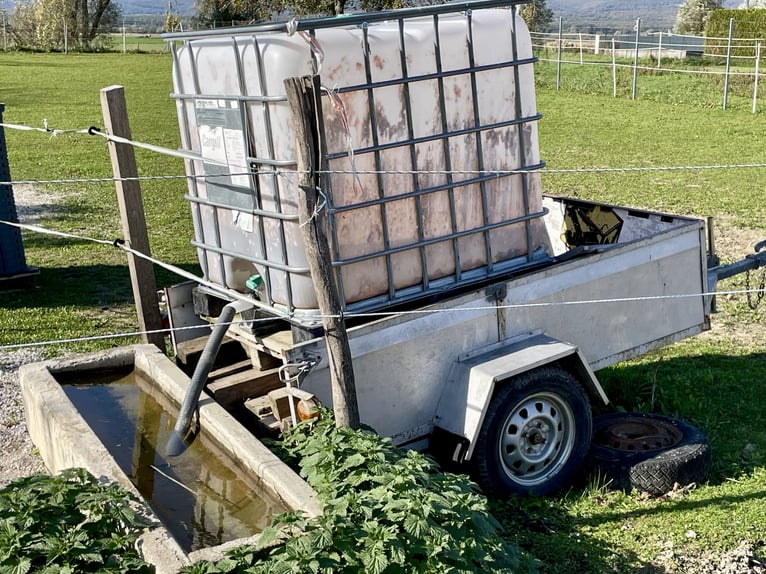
[652,540,766,573]
[0,349,49,488]
[0,186,59,488]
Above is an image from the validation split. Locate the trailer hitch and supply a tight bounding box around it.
[707,239,766,294]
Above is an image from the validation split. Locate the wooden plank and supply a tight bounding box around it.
[174,334,246,374]
[243,396,284,436]
[206,367,283,409]
[100,85,165,352]
[264,330,298,353]
[268,388,295,421]
[208,359,253,381]
[243,395,272,418]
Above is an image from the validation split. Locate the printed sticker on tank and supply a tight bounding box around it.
[195,100,255,212]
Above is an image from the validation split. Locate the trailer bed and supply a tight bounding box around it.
[212,196,708,445]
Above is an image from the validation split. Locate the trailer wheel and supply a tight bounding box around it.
[589,412,711,496]
[473,367,592,497]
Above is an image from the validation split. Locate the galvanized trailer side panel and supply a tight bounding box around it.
[499,219,709,371]
[286,215,708,444]
[294,302,500,442]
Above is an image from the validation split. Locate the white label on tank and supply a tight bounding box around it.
[223,128,249,188]
[196,99,219,109]
[194,99,255,211]
[233,210,255,233]
[198,124,228,164]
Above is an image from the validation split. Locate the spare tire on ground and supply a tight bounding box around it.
[588,412,711,496]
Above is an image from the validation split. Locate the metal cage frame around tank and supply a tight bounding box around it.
[165,0,548,327]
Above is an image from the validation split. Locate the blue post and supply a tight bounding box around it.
[0,103,36,284]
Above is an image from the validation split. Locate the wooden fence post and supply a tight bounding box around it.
[284,75,360,429]
[100,85,166,352]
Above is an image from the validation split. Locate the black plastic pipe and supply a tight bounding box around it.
[166,300,251,457]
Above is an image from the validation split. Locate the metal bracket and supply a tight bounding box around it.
[278,356,322,385]
[485,284,507,303]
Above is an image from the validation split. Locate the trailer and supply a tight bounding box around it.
[161,1,766,496]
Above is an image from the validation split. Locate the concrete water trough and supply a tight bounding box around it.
[19,344,320,572]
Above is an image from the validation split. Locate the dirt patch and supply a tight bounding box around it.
[652,540,766,573]
[0,184,62,487]
[709,223,765,265]
[10,183,64,223]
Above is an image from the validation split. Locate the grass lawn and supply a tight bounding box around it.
[1,49,766,571]
[0,51,193,351]
[108,34,168,53]
[498,61,766,572]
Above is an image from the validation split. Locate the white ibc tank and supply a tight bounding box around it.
[170,6,548,320]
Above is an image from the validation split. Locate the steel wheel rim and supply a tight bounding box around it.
[498,392,576,486]
[594,416,683,452]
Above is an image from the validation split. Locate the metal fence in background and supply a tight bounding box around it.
[533,17,764,112]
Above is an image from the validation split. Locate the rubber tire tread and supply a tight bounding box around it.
[589,412,711,496]
[473,366,592,497]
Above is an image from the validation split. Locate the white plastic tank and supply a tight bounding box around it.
[169,5,548,321]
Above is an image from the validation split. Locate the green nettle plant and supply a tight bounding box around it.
[183,411,539,574]
[0,468,153,574]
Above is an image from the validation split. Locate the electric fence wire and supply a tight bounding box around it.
[1,121,766,186]
[536,55,762,78]
[1,120,765,350]
[0,217,764,352]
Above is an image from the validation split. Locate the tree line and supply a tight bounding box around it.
[7,0,120,51]
[2,0,762,52]
[3,0,555,51]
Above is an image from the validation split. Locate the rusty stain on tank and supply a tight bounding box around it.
[373,88,407,143]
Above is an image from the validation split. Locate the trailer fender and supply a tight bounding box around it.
[433,333,608,462]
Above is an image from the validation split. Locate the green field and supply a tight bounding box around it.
[2,50,766,571]
[109,34,168,53]
[0,52,191,351]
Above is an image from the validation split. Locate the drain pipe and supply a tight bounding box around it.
[166,299,252,457]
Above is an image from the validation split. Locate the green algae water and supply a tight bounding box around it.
[62,370,283,552]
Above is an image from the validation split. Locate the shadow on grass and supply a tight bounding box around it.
[490,495,670,574]
[594,349,766,484]
[492,485,766,573]
[2,263,201,310]
[577,487,766,529]
[486,347,766,572]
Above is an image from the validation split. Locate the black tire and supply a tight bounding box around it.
[589,412,711,496]
[473,367,592,497]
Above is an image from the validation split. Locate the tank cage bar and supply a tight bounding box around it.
[167,0,549,326]
[163,0,533,39]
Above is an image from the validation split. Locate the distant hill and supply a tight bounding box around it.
[116,0,195,15]
[547,0,741,33]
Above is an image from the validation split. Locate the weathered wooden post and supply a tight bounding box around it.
[100,85,166,352]
[284,75,360,429]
